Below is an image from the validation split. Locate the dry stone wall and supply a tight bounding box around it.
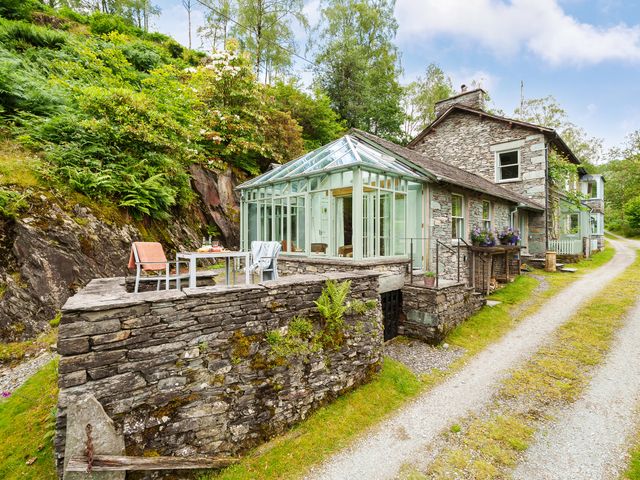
[400,283,485,344]
[55,272,383,476]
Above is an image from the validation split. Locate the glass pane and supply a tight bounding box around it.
[452,195,462,217]
[289,197,305,252]
[248,203,257,244]
[310,191,329,255]
[394,192,406,255]
[482,201,490,220]
[379,191,392,256]
[335,195,353,257]
[363,192,375,258]
[500,165,519,180]
[499,151,518,166]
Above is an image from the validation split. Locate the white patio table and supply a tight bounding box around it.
[176,251,251,289]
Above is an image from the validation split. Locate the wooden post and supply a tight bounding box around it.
[545,251,557,272]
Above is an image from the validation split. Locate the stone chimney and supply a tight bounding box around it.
[434,85,486,118]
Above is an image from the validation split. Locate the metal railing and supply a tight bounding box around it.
[407,237,483,289]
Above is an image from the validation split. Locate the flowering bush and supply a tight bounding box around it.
[498,227,520,245]
[470,226,496,246]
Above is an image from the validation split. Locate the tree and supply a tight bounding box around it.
[182,0,193,49]
[624,195,640,230]
[401,63,454,141]
[269,81,345,149]
[230,0,308,83]
[600,131,640,232]
[312,0,404,141]
[198,0,235,51]
[513,95,602,167]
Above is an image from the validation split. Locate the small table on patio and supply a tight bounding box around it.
[176,251,251,289]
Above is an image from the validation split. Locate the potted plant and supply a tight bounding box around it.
[498,227,521,245]
[470,226,497,247]
[423,271,436,287]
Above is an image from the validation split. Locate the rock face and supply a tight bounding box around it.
[0,167,241,342]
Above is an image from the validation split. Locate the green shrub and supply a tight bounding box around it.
[625,195,640,230]
[120,42,163,72]
[0,189,28,219]
[89,13,131,35]
[58,7,88,25]
[0,0,45,20]
[315,280,351,348]
[0,20,66,49]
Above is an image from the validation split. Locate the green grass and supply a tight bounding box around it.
[203,358,422,480]
[427,246,639,480]
[0,329,57,367]
[0,360,58,480]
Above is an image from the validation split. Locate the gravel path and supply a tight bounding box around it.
[305,238,635,480]
[384,338,464,375]
[0,352,56,394]
[513,245,640,480]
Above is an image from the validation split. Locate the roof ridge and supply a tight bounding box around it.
[351,129,544,210]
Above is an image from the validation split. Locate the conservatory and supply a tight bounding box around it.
[238,135,426,261]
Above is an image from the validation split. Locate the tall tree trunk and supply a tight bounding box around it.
[187,7,192,49]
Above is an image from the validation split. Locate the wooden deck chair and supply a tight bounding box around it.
[128,242,188,293]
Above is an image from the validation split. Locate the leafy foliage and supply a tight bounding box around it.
[401,63,454,141]
[601,131,640,235]
[0,189,28,219]
[315,279,351,348]
[312,0,404,141]
[0,9,333,220]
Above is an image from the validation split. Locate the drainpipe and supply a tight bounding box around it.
[510,205,519,228]
[544,142,550,251]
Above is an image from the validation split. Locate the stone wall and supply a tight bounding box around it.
[55,271,383,476]
[278,256,409,293]
[428,184,515,283]
[400,283,485,344]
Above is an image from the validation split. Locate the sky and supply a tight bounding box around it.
[152,0,640,157]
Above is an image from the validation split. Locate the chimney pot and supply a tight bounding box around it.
[461,84,467,92]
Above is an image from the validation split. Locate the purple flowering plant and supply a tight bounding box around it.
[470,226,497,246]
[498,227,520,245]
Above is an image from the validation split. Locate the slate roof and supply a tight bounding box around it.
[406,104,581,165]
[351,129,545,211]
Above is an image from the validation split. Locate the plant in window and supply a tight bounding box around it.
[497,227,520,245]
[470,225,496,247]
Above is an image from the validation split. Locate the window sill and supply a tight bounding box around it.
[496,178,522,184]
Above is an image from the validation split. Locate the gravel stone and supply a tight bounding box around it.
[384,338,464,375]
[0,352,57,394]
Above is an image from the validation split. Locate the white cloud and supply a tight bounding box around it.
[395,0,640,66]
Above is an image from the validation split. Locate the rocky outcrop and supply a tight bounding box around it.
[0,167,242,342]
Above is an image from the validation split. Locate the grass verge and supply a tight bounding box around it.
[0,359,58,480]
[0,329,57,367]
[424,247,639,480]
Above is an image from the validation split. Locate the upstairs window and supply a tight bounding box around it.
[586,181,598,198]
[452,194,464,240]
[482,200,492,230]
[496,150,520,182]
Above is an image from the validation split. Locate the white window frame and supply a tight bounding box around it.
[451,193,465,241]
[495,149,521,183]
[482,200,492,231]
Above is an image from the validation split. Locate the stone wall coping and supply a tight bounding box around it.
[62,271,382,312]
[278,255,410,267]
[404,281,468,291]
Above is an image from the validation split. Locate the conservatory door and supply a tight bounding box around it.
[334,195,353,257]
[363,192,376,258]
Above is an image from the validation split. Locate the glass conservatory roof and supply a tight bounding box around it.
[237,134,424,189]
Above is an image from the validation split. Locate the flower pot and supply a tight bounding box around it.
[423,276,435,287]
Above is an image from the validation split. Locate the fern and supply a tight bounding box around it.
[315,280,351,349]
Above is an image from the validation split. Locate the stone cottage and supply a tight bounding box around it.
[408,86,604,256]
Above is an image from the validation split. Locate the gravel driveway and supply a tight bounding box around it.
[513,248,640,480]
[305,237,636,480]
